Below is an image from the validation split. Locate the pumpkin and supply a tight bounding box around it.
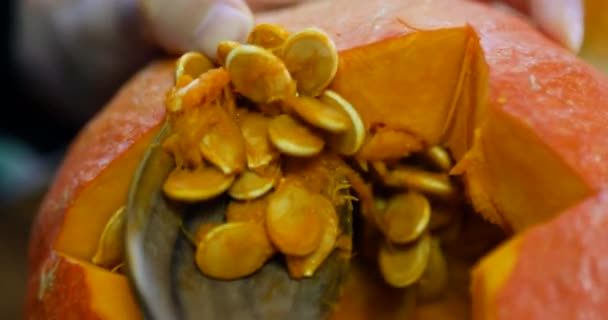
[26,0,608,319]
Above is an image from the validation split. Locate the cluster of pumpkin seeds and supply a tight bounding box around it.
[89,24,464,302]
[159,24,364,281]
[356,145,461,299]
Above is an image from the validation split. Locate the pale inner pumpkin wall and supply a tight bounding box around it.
[54,129,159,261]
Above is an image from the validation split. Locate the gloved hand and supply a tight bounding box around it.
[143,0,312,58]
[484,0,583,52]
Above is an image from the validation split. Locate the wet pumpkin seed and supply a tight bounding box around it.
[226,44,295,103]
[378,233,432,288]
[175,51,214,81]
[268,114,325,157]
[283,95,351,133]
[416,237,448,300]
[248,23,290,51]
[238,111,280,169]
[381,165,456,199]
[282,28,338,96]
[286,193,339,278]
[92,206,126,269]
[380,192,431,244]
[195,222,274,280]
[228,169,276,200]
[199,104,247,175]
[321,90,365,155]
[163,166,235,202]
[424,146,453,172]
[266,180,324,256]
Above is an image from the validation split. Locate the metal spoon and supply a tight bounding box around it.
[125,122,353,320]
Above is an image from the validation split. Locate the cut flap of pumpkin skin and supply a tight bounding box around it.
[473,190,608,320]
[27,252,141,320]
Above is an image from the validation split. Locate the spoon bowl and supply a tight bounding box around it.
[125,123,352,320]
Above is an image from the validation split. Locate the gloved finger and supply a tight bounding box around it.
[486,0,584,52]
[142,0,254,58]
[528,0,583,53]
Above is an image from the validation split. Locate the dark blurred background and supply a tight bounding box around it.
[2,0,80,318]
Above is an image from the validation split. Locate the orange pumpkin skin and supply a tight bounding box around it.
[26,62,172,319]
[26,252,141,320]
[26,0,608,319]
[473,189,608,320]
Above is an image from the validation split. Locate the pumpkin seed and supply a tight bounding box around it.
[216,40,240,66]
[282,28,338,96]
[286,193,339,278]
[248,23,290,51]
[321,90,365,155]
[175,51,214,81]
[380,192,431,244]
[424,146,453,172]
[266,180,324,256]
[226,44,295,103]
[195,222,274,280]
[226,197,268,225]
[238,111,280,169]
[199,104,247,175]
[163,166,235,202]
[416,237,448,300]
[268,114,325,157]
[283,95,351,133]
[228,169,276,200]
[378,233,432,288]
[92,206,126,269]
[381,166,456,199]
